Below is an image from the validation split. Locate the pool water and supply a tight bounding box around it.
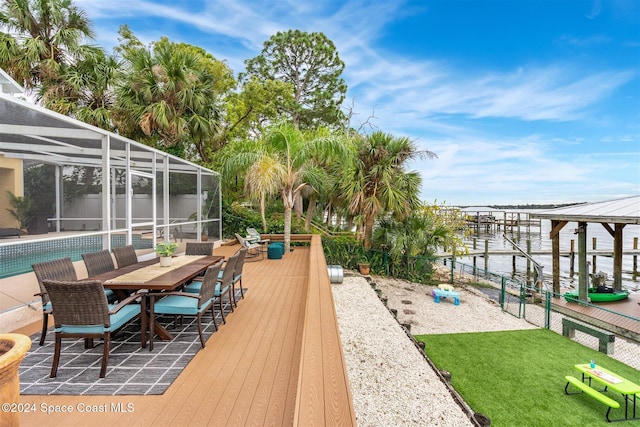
[0,235,153,279]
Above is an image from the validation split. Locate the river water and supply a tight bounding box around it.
[455,210,640,293]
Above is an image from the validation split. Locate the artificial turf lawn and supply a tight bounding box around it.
[416,328,640,427]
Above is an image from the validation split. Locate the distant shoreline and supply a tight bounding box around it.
[459,202,583,210]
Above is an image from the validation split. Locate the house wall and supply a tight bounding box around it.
[62,194,200,231]
[0,155,23,227]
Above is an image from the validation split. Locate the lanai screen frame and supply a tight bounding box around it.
[0,92,221,250]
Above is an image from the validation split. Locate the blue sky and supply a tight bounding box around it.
[74,0,640,206]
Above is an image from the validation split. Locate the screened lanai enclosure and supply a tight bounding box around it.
[0,91,221,279]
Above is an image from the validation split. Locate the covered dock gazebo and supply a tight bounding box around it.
[532,196,640,300]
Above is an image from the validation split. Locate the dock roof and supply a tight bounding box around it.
[531,196,640,225]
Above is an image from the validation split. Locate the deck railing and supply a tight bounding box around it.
[282,234,357,426]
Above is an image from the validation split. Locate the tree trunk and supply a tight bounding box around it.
[304,195,317,231]
[282,189,294,253]
[294,193,303,220]
[283,206,292,253]
[325,204,332,226]
[363,214,375,248]
[260,194,267,233]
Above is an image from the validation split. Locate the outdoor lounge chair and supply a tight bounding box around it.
[185,242,214,256]
[0,227,22,238]
[31,257,78,346]
[148,260,223,350]
[246,227,270,245]
[41,279,143,378]
[112,245,138,268]
[235,233,263,259]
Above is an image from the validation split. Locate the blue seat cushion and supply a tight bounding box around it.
[183,281,202,293]
[153,294,210,316]
[56,304,140,334]
[214,282,230,297]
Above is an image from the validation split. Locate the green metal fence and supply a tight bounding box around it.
[438,257,640,370]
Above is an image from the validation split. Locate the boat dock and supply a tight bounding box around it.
[463,211,541,233]
[437,236,640,279]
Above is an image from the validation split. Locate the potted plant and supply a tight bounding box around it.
[0,334,31,426]
[5,191,33,233]
[358,258,371,275]
[155,242,178,267]
[188,212,217,241]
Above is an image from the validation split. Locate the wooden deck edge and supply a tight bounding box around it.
[551,302,640,343]
[293,235,357,427]
[259,233,316,242]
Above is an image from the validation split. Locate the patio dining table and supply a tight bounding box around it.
[88,255,223,346]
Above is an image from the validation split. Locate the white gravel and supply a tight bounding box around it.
[371,276,537,336]
[332,275,476,427]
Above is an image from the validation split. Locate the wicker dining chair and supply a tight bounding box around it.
[215,252,239,324]
[42,279,143,378]
[185,242,214,256]
[148,260,223,351]
[82,250,116,276]
[31,258,78,346]
[183,252,238,324]
[231,247,248,306]
[112,245,138,268]
[81,250,118,302]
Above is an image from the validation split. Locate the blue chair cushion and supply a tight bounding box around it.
[153,294,210,316]
[56,303,140,334]
[214,282,230,297]
[183,281,202,293]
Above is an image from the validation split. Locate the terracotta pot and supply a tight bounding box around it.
[358,263,370,275]
[0,334,32,427]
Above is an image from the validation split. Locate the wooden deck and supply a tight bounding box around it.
[551,292,640,342]
[12,235,356,427]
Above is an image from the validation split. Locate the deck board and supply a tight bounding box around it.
[13,240,356,427]
[551,292,640,341]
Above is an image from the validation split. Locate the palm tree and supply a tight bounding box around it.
[244,151,281,232]
[44,47,120,129]
[223,123,348,252]
[342,131,436,248]
[115,36,228,159]
[0,0,94,100]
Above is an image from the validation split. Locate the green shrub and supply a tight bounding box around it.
[322,236,435,283]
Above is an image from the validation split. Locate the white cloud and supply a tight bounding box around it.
[71,0,638,204]
[586,0,603,19]
[347,58,635,123]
